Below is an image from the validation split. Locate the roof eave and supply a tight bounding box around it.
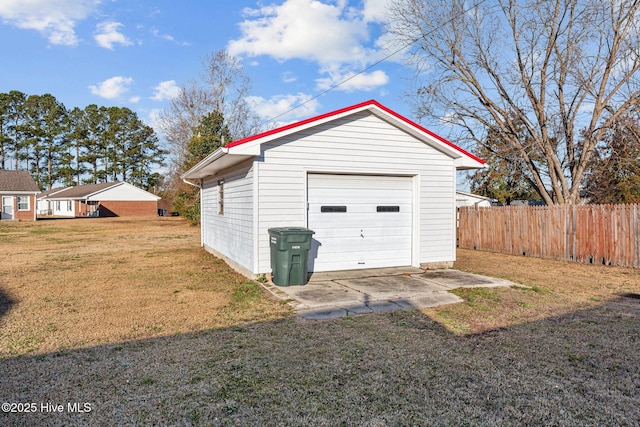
[181,148,255,181]
[454,157,486,170]
[2,190,40,195]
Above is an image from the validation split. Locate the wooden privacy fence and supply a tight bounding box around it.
[457,204,640,268]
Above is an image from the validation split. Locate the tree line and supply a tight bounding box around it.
[0,90,166,191]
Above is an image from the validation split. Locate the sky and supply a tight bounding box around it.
[0,0,420,137]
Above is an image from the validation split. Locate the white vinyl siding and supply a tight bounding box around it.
[255,111,456,273]
[52,199,75,216]
[201,160,254,273]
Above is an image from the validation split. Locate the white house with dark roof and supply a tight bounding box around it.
[456,191,498,208]
[0,170,40,221]
[182,100,485,278]
[37,182,160,218]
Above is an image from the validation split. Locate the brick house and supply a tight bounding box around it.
[0,170,40,221]
[37,182,160,218]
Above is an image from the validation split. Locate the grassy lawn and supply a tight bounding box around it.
[0,219,638,426]
[428,248,639,335]
[0,217,291,357]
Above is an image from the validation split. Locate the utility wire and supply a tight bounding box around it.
[261,0,489,125]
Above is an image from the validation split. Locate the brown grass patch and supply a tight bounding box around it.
[0,217,290,357]
[423,248,640,334]
[1,234,638,425]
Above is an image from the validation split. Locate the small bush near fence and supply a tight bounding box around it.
[458,204,640,268]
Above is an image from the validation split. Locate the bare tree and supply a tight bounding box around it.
[390,0,640,204]
[159,50,263,171]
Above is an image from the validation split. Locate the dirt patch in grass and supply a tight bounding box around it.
[423,248,640,334]
[0,218,290,357]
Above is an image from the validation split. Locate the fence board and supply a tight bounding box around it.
[457,204,640,269]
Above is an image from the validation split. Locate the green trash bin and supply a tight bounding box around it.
[268,227,315,286]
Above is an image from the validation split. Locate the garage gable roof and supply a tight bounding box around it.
[183,100,485,180]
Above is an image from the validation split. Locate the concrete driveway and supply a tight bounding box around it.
[262,267,515,320]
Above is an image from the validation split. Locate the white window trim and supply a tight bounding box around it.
[217,179,224,215]
[17,196,30,211]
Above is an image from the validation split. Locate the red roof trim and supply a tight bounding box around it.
[371,101,485,165]
[225,99,485,165]
[224,100,374,148]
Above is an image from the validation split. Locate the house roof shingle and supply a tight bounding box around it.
[0,170,40,192]
[45,182,120,199]
[37,187,71,198]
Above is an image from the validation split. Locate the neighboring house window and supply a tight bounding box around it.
[17,196,29,211]
[67,200,72,211]
[56,201,61,211]
[217,179,224,215]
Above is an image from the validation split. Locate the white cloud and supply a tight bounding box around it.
[229,0,370,64]
[89,76,134,99]
[439,111,461,127]
[151,80,181,101]
[282,71,297,83]
[129,96,141,104]
[246,93,320,122]
[150,27,174,42]
[146,108,164,131]
[227,0,391,93]
[94,21,132,50]
[149,26,190,46]
[0,0,99,46]
[316,67,389,92]
[361,0,391,23]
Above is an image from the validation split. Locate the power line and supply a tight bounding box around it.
[261,0,489,125]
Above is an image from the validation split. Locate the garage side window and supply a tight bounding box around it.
[17,196,29,211]
[217,179,224,215]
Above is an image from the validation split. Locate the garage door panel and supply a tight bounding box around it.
[307,214,412,230]
[314,225,411,238]
[309,190,412,203]
[310,175,409,187]
[307,173,413,272]
[309,202,412,212]
[311,250,413,271]
[309,187,411,198]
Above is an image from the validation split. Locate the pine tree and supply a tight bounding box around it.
[22,94,67,190]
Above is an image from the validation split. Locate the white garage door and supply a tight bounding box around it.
[307,173,413,272]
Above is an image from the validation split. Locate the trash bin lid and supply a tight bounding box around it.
[268,227,315,236]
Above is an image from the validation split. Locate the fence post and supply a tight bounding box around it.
[635,204,639,268]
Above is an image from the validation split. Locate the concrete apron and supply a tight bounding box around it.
[262,267,515,320]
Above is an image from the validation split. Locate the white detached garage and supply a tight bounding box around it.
[182,100,484,278]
